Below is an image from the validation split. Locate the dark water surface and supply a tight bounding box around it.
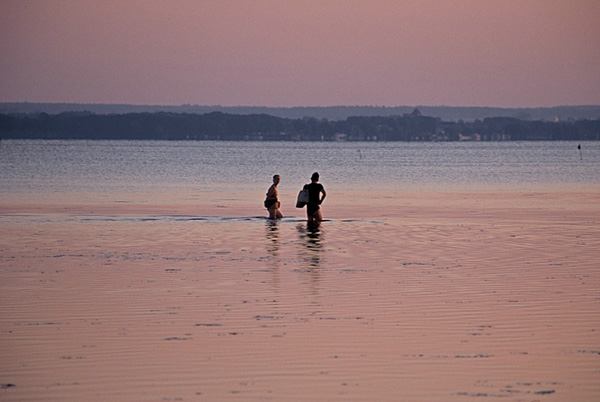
[1,140,599,196]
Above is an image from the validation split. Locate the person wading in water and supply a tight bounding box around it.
[265,174,283,220]
[303,172,326,222]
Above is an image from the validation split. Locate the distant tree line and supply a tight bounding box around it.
[3,102,600,121]
[0,111,598,141]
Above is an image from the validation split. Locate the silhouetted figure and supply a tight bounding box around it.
[265,174,283,220]
[303,172,326,222]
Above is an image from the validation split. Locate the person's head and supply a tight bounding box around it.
[311,172,319,182]
[273,174,281,185]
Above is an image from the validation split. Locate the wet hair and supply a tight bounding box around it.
[311,172,319,181]
[273,174,280,180]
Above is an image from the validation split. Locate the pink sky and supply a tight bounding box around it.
[1,0,599,108]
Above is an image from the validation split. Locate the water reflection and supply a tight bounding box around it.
[265,220,280,256]
[295,221,324,297]
[296,221,323,268]
[265,220,281,292]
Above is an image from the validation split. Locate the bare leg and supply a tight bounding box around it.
[269,202,282,220]
[307,208,322,222]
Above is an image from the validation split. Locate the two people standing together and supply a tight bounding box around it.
[265,172,326,222]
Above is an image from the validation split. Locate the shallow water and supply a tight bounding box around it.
[1,192,599,401]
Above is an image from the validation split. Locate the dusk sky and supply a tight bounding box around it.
[1,0,599,108]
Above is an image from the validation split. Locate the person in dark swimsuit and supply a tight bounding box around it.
[303,172,326,222]
[265,174,283,220]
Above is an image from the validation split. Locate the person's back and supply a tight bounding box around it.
[305,182,324,206]
[304,172,326,222]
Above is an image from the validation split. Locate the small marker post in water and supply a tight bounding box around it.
[578,144,582,160]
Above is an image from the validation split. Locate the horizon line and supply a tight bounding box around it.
[1,101,599,110]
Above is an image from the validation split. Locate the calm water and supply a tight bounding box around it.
[2,140,599,401]
[1,140,599,197]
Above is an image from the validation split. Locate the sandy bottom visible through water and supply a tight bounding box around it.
[1,191,599,401]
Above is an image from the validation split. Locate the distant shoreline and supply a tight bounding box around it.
[1,108,599,141]
[1,102,600,122]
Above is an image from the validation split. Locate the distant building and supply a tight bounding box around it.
[410,108,422,117]
[459,133,482,141]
